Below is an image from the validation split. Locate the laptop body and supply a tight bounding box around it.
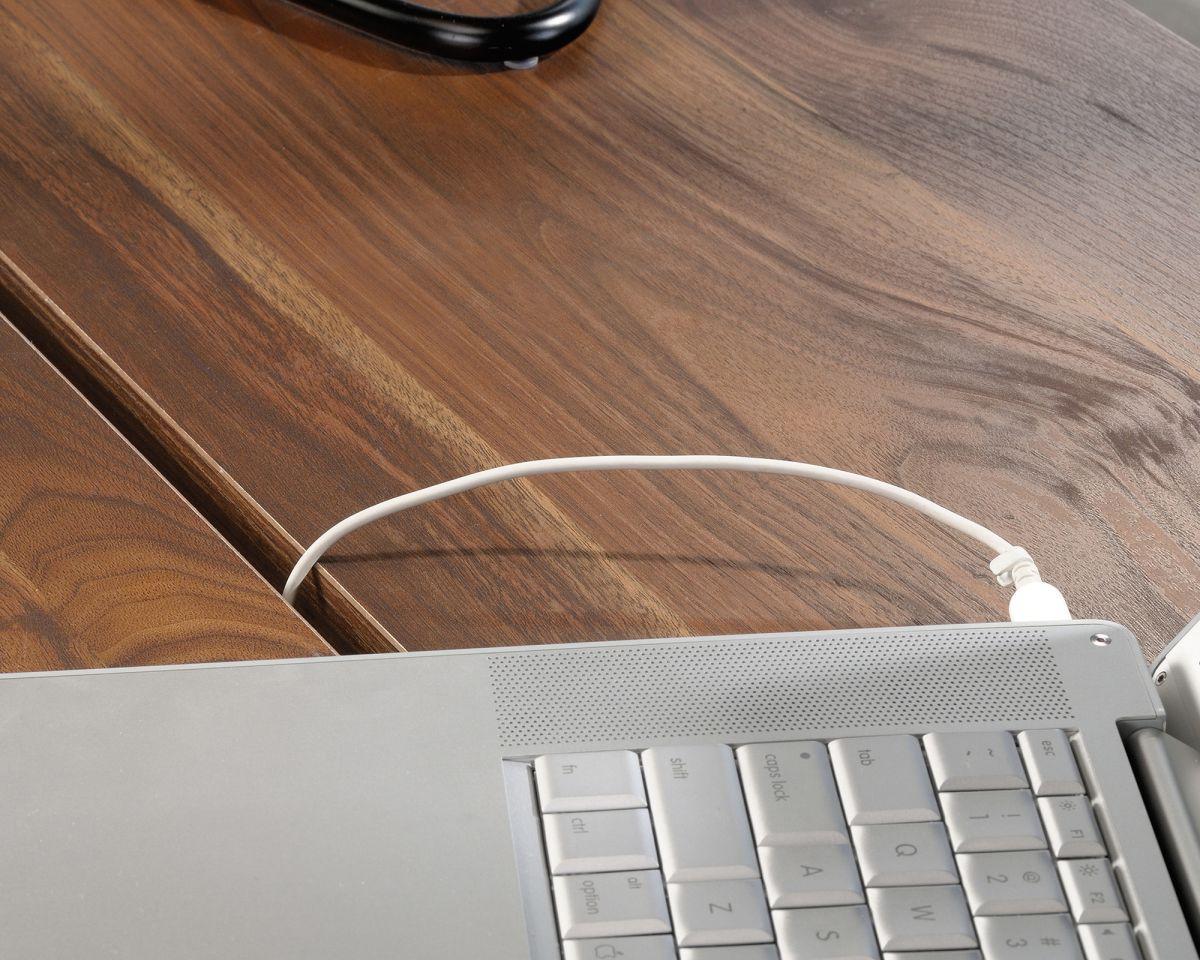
[0,619,1194,958]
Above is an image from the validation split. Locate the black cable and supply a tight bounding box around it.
[289,0,602,65]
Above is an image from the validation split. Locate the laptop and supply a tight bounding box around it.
[0,618,1196,958]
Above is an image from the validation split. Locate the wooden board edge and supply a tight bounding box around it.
[0,249,403,656]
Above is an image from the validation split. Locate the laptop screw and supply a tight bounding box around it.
[1156,671,1168,685]
[1090,633,1112,646]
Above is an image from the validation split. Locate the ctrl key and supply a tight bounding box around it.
[553,870,671,940]
[563,935,677,960]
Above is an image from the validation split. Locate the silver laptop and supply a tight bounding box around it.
[1,619,1197,958]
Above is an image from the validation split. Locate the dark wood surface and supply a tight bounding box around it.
[1,0,1199,660]
[0,314,332,669]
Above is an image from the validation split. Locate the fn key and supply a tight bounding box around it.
[534,751,647,813]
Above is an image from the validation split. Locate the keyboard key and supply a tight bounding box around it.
[852,822,957,887]
[958,851,1068,915]
[883,953,981,960]
[738,742,849,846]
[564,935,677,960]
[941,789,1046,852]
[1078,922,1143,960]
[552,870,671,939]
[535,751,647,813]
[643,745,759,881]
[867,885,977,951]
[668,878,774,946]
[760,844,864,908]
[829,736,939,824]
[773,904,880,959]
[1018,730,1086,796]
[1039,795,1107,858]
[924,732,1027,791]
[1058,858,1128,923]
[544,808,659,874]
[680,948,781,960]
[976,914,1082,958]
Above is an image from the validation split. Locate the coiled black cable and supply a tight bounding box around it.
[290,0,602,65]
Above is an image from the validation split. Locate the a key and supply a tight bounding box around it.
[738,741,849,846]
[643,744,759,881]
[883,953,981,960]
[1058,858,1128,923]
[760,844,864,908]
[668,878,774,947]
[535,751,646,813]
[867,885,977,951]
[975,914,1083,959]
[680,947,781,960]
[829,736,939,824]
[1017,730,1086,796]
[543,808,659,874]
[564,935,678,960]
[852,822,957,887]
[773,904,880,959]
[552,870,671,939]
[1077,922,1143,960]
[941,789,1046,852]
[1039,796,1107,858]
[957,851,1068,915]
[924,732,1027,791]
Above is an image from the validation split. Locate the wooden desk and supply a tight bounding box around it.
[1,0,1198,661]
[0,315,331,668]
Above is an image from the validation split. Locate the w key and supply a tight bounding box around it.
[868,886,977,951]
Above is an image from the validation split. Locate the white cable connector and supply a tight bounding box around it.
[989,546,1072,622]
[989,546,1040,587]
[282,455,1072,623]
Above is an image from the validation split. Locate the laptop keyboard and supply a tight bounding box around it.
[528,730,1142,959]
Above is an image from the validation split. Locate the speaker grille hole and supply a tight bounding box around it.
[488,629,1072,749]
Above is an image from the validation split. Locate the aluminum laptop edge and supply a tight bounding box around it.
[0,619,1195,958]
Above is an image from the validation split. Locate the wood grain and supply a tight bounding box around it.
[0,252,397,655]
[1,0,1198,658]
[0,315,332,669]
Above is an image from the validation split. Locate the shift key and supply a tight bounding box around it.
[829,736,940,824]
[643,745,760,881]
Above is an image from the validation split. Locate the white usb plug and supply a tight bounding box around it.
[990,546,1072,622]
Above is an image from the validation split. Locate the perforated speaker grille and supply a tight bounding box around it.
[488,629,1072,749]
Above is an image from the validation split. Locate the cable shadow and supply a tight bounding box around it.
[318,544,807,582]
[313,545,968,614]
[301,546,960,644]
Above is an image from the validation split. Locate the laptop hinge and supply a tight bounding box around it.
[1129,727,1200,942]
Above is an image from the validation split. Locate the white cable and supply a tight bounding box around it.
[282,455,1071,621]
